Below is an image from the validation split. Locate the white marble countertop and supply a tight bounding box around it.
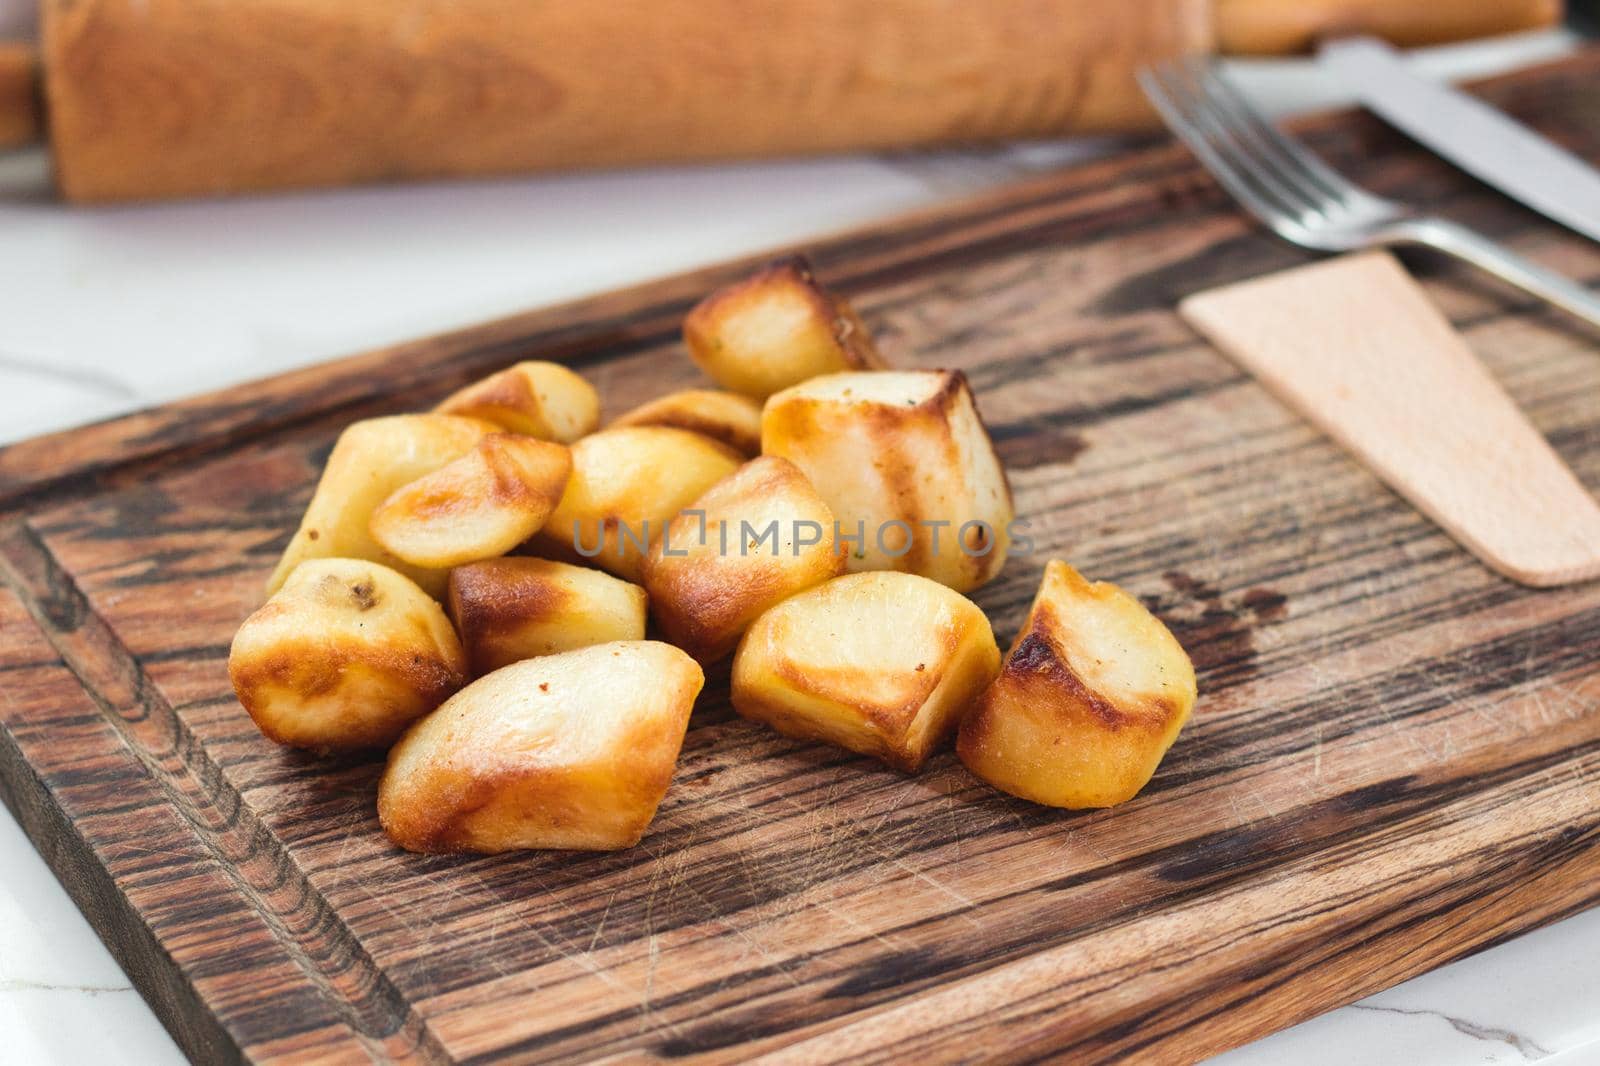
[1,28,1596,1066]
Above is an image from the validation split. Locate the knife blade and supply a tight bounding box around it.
[1318,36,1600,245]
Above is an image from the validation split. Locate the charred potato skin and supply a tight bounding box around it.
[434,361,600,443]
[608,389,764,456]
[377,642,703,854]
[957,562,1197,809]
[266,414,494,599]
[447,557,648,676]
[762,369,1014,593]
[730,572,1000,772]
[642,455,845,663]
[369,434,572,569]
[230,559,467,752]
[684,255,886,399]
[531,426,743,583]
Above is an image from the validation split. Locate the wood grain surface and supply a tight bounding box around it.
[2,51,1600,1065]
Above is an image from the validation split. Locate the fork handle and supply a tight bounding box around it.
[1396,217,1600,330]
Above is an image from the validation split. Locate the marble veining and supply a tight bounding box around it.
[1349,1004,1551,1059]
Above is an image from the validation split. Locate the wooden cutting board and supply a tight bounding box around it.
[2,51,1599,1066]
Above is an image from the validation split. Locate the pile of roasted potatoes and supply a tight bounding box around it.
[230,255,1198,855]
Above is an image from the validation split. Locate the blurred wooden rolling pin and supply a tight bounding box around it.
[0,0,1560,202]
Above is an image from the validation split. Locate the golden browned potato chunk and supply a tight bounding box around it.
[762,370,1013,593]
[378,641,703,854]
[448,557,648,676]
[434,360,599,443]
[957,561,1197,809]
[230,559,466,752]
[530,426,742,583]
[684,255,885,398]
[608,389,763,456]
[368,434,571,569]
[267,414,493,599]
[642,456,844,663]
[731,571,999,772]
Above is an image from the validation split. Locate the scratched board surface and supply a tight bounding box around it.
[2,53,1600,1066]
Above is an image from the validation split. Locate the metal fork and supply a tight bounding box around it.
[1137,57,1600,328]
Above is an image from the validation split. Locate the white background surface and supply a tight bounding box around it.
[1,22,1597,1065]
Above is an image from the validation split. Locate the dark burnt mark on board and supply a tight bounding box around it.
[1241,587,1289,622]
[1145,571,1289,685]
[989,419,1090,470]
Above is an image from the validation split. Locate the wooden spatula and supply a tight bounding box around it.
[1180,250,1600,587]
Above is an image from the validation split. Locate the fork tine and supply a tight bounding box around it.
[1197,60,1389,216]
[1138,62,1313,240]
[1164,58,1332,225]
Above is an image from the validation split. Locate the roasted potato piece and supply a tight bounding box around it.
[957,561,1197,809]
[434,360,599,443]
[230,559,466,752]
[378,641,703,853]
[642,456,844,663]
[684,255,885,398]
[608,389,763,456]
[267,414,493,599]
[762,370,1013,593]
[530,426,742,583]
[731,571,999,772]
[369,434,571,569]
[448,557,648,675]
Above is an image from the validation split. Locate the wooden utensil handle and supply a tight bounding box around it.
[31,0,1563,201]
[0,41,39,150]
[1216,0,1563,55]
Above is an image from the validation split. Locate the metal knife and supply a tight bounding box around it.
[1318,36,1600,245]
